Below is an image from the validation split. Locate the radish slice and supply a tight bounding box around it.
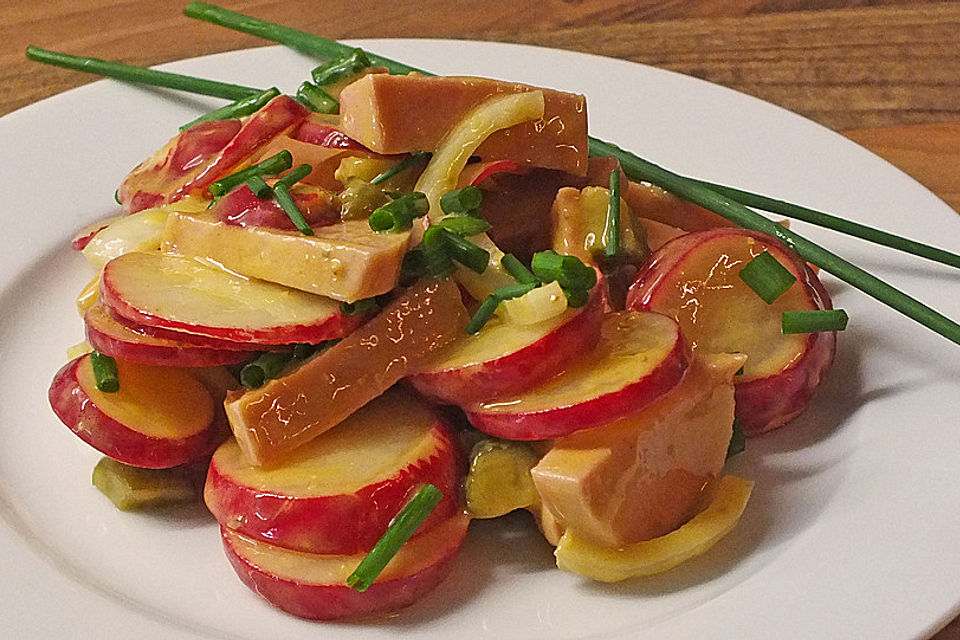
[100,252,358,345]
[465,311,690,440]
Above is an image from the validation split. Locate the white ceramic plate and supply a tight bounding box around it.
[1,40,959,640]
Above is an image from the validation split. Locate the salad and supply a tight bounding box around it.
[33,2,960,627]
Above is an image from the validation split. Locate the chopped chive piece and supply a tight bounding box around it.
[467,295,501,335]
[604,170,621,258]
[435,215,491,236]
[494,282,538,301]
[564,287,590,308]
[735,364,745,376]
[273,183,313,235]
[368,192,429,232]
[782,309,848,334]
[240,351,294,389]
[209,150,293,197]
[26,45,262,100]
[441,229,490,274]
[311,48,371,87]
[275,163,313,189]
[113,189,121,205]
[726,419,746,459]
[738,251,797,304]
[291,343,319,360]
[419,231,456,279]
[340,298,379,316]
[246,175,271,198]
[531,250,597,291]
[370,151,430,186]
[89,351,120,393]
[501,254,539,285]
[180,87,280,131]
[439,186,483,215]
[347,484,443,592]
[296,81,338,114]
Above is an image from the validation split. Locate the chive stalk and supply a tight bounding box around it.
[738,251,797,304]
[312,48,371,86]
[26,45,262,100]
[441,230,490,274]
[782,309,849,334]
[89,351,119,393]
[727,419,746,459]
[245,175,271,198]
[368,192,429,232]
[467,282,538,334]
[436,215,491,236]
[239,351,294,389]
[346,484,443,592]
[296,81,338,114]
[531,251,597,291]
[604,169,621,258]
[273,182,313,235]
[209,151,293,197]
[370,151,430,186]
[440,186,483,215]
[276,164,313,189]
[693,179,960,270]
[180,87,279,131]
[501,254,539,285]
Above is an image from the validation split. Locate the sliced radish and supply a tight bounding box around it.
[465,311,690,440]
[84,304,250,367]
[48,355,225,468]
[100,252,359,345]
[205,388,462,554]
[409,283,604,405]
[221,513,469,621]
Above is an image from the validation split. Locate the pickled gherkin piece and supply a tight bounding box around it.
[92,457,198,511]
[465,439,540,518]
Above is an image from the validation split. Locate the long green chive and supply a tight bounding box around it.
[370,151,430,186]
[340,298,379,316]
[782,309,849,334]
[209,150,293,197]
[495,282,538,301]
[531,250,597,291]
[501,254,540,285]
[346,484,443,592]
[184,3,960,346]
[368,192,429,232]
[727,419,746,459]
[590,138,960,347]
[311,48,371,86]
[25,45,261,100]
[738,251,797,304]
[273,183,313,235]
[296,81,338,114]
[604,169,621,258]
[245,175,271,198]
[436,215,491,237]
[180,87,279,131]
[418,231,456,279]
[467,295,501,335]
[693,179,960,270]
[440,186,483,215]
[275,163,313,189]
[89,351,119,393]
[240,351,294,389]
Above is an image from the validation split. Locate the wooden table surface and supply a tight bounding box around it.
[3,1,959,637]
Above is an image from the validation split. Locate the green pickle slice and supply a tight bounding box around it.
[92,457,199,511]
[465,439,540,519]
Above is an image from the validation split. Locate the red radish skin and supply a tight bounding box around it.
[71,217,120,252]
[204,393,463,554]
[626,227,836,435]
[220,515,469,621]
[103,310,270,352]
[212,183,340,231]
[294,120,367,150]
[100,252,361,345]
[174,96,310,201]
[118,119,242,214]
[85,304,250,367]
[465,312,690,440]
[48,356,225,468]
[409,284,604,405]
